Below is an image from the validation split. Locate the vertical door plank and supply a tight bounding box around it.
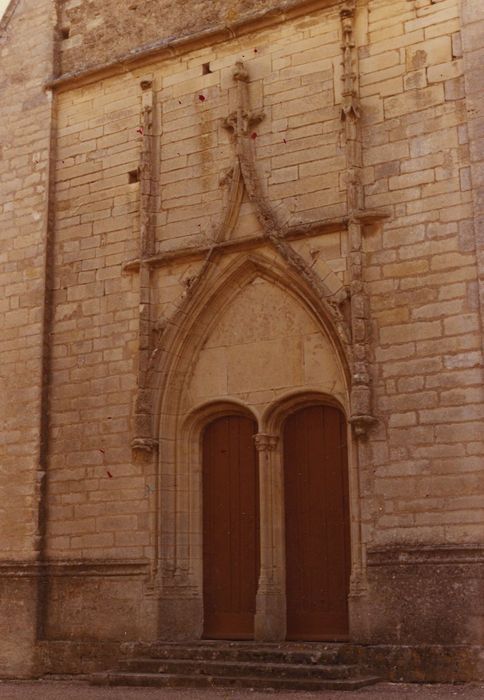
[284,405,350,640]
[203,415,259,639]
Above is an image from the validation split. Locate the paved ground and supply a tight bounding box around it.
[0,681,483,699]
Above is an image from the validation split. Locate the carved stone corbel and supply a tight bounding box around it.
[131,436,159,455]
[349,414,378,437]
[254,433,279,453]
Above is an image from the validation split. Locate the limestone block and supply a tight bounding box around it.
[303,332,346,398]
[427,59,463,83]
[189,346,228,401]
[226,337,304,394]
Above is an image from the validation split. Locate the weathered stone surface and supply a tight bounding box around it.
[58,0,292,75]
[0,0,483,684]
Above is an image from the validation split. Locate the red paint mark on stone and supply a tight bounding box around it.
[136,127,144,135]
[283,138,287,144]
[250,132,258,140]
[254,48,258,53]
[198,94,206,102]
[99,449,105,454]
[106,471,113,479]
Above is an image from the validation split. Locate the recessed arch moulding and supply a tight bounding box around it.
[151,250,362,640]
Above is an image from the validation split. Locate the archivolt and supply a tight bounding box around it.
[135,252,353,451]
[261,390,348,436]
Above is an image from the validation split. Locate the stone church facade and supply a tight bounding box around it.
[0,0,483,682]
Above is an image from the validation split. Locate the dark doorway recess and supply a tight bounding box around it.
[203,414,259,639]
[284,404,350,640]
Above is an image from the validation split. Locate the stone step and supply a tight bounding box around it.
[119,657,358,679]
[125,641,344,665]
[91,671,381,691]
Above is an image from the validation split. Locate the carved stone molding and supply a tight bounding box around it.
[222,61,266,137]
[349,414,378,437]
[0,561,41,578]
[132,77,158,457]
[339,3,377,438]
[367,544,484,567]
[0,559,150,578]
[122,217,349,272]
[254,433,279,452]
[340,1,360,125]
[131,436,159,456]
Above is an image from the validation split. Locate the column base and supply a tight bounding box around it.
[255,589,286,641]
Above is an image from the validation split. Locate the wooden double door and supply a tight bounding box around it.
[202,406,350,641]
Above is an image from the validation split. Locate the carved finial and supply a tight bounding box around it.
[222,61,265,137]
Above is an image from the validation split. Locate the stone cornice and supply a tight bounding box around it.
[0,560,40,577]
[45,0,340,92]
[0,559,150,577]
[367,544,484,567]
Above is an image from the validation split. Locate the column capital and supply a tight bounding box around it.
[254,433,278,452]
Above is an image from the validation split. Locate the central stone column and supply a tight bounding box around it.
[254,433,286,641]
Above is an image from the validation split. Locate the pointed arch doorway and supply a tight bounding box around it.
[283,403,350,640]
[202,414,260,639]
[154,254,355,643]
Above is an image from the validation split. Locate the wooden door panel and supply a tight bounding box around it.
[284,405,350,640]
[203,415,259,639]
